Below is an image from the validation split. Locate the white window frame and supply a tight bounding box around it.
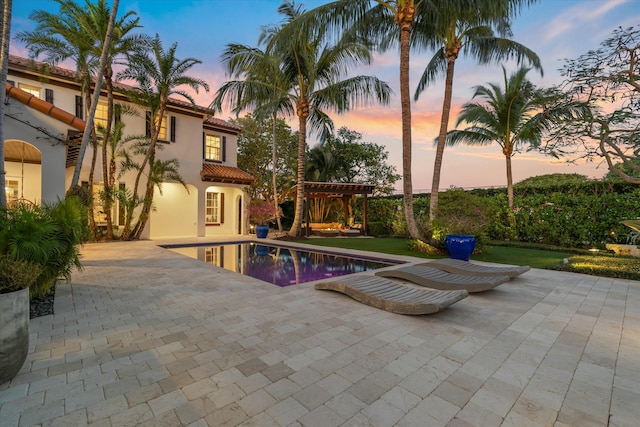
[18,83,41,98]
[205,134,221,161]
[157,114,168,140]
[205,191,220,224]
[205,247,219,266]
[5,178,20,204]
[94,101,108,134]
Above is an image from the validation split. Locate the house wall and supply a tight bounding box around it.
[149,183,198,239]
[7,64,249,240]
[4,90,69,204]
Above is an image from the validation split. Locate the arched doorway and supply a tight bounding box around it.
[3,140,42,204]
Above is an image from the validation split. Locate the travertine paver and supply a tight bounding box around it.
[0,238,639,426]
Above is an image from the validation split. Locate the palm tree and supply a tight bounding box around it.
[412,0,541,221]
[117,34,209,240]
[0,0,12,209]
[445,66,581,210]
[212,42,294,232]
[292,0,430,240]
[219,1,391,237]
[72,0,147,238]
[17,0,146,238]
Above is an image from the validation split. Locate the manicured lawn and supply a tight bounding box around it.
[304,237,571,269]
[304,237,640,279]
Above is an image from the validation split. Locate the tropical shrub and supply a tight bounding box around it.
[0,197,86,297]
[430,190,498,251]
[248,199,281,225]
[366,221,388,236]
[0,256,42,294]
[358,180,640,249]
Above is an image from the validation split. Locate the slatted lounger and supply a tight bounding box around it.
[425,258,530,278]
[314,275,468,315]
[376,264,510,293]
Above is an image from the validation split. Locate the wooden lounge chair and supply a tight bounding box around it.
[424,258,530,278]
[314,275,468,315]
[375,264,510,293]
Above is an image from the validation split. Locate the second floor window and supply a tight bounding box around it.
[146,112,168,140]
[205,134,221,161]
[19,83,40,98]
[94,101,108,134]
[158,115,167,140]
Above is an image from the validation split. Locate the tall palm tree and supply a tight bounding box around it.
[18,0,146,238]
[412,0,541,221]
[292,0,431,240]
[213,42,294,232]
[221,1,391,237]
[117,35,209,240]
[72,0,147,238]
[445,66,581,210]
[0,0,12,209]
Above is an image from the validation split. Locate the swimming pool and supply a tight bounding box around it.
[164,241,402,287]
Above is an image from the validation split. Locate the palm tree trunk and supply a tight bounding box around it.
[130,99,167,240]
[0,0,12,209]
[102,69,114,239]
[430,58,456,222]
[506,153,514,211]
[272,114,282,232]
[398,8,422,241]
[88,131,99,240]
[288,112,307,237]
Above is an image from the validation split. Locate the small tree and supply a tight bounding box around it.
[248,199,280,225]
[445,66,584,211]
[117,35,208,240]
[547,26,640,184]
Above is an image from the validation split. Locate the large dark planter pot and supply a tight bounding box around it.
[255,225,269,239]
[445,234,476,261]
[0,288,30,385]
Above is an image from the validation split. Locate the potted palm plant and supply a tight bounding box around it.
[0,257,41,384]
[248,199,280,238]
[0,198,86,384]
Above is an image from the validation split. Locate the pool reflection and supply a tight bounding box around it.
[172,242,395,287]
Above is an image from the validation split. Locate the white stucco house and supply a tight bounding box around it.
[4,55,254,240]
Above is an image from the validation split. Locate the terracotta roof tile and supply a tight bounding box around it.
[201,163,254,185]
[8,55,239,133]
[6,82,86,131]
[204,116,241,132]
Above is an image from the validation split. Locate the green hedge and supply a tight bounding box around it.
[356,181,640,249]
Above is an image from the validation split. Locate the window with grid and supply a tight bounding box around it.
[94,101,108,134]
[205,248,219,265]
[205,191,220,224]
[18,83,40,98]
[204,134,221,161]
[157,115,167,140]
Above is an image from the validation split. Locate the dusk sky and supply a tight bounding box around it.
[11,0,639,192]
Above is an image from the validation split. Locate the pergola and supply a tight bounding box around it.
[293,181,375,237]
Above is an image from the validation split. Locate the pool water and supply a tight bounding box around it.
[165,241,400,287]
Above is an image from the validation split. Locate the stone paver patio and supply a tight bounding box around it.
[1,238,639,426]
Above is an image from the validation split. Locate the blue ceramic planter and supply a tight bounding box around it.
[445,234,476,261]
[255,225,269,239]
[255,245,269,256]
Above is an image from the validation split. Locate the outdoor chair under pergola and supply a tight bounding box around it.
[292,181,375,238]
